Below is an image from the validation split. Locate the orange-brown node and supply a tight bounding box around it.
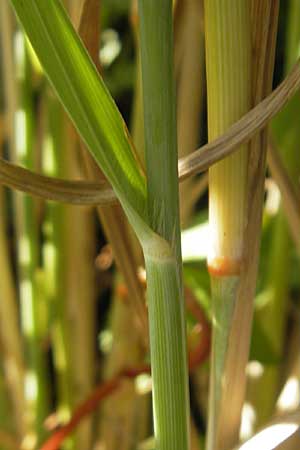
[208,257,242,277]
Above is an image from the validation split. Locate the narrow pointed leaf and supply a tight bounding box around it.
[9,0,147,222]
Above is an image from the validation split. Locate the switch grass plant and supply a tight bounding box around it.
[0,1,300,450]
[9,1,190,449]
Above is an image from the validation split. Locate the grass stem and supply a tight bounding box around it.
[204,1,252,448]
[138,1,190,449]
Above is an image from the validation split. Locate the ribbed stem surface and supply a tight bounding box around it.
[139,0,181,250]
[145,252,189,450]
[138,1,190,449]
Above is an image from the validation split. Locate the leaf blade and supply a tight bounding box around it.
[10,0,147,220]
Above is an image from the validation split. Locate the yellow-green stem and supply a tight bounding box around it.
[204,1,252,449]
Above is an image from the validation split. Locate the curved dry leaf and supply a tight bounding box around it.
[0,58,299,205]
[0,158,116,205]
[178,58,300,179]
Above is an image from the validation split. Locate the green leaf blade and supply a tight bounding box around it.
[10,0,147,220]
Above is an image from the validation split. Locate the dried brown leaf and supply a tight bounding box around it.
[0,157,115,205]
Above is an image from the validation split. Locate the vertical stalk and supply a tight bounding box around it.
[13,30,50,446]
[63,127,96,450]
[174,3,206,443]
[174,0,205,225]
[0,11,25,428]
[205,1,251,277]
[0,58,21,441]
[204,2,252,449]
[44,91,97,450]
[250,0,300,425]
[0,187,25,437]
[99,276,148,450]
[210,2,278,448]
[138,1,190,450]
[0,5,26,435]
[42,94,74,436]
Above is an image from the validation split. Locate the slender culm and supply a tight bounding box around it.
[138,1,190,449]
[204,1,251,449]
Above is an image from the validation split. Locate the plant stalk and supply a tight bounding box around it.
[0,4,25,434]
[42,94,75,445]
[204,1,252,449]
[174,0,205,225]
[13,29,50,446]
[138,1,190,449]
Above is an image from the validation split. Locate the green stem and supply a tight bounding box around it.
[144,247,189,450]
[139,0,181,250]
[138,1,190,449]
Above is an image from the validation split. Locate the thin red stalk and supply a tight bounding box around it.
[40,377,121,450]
